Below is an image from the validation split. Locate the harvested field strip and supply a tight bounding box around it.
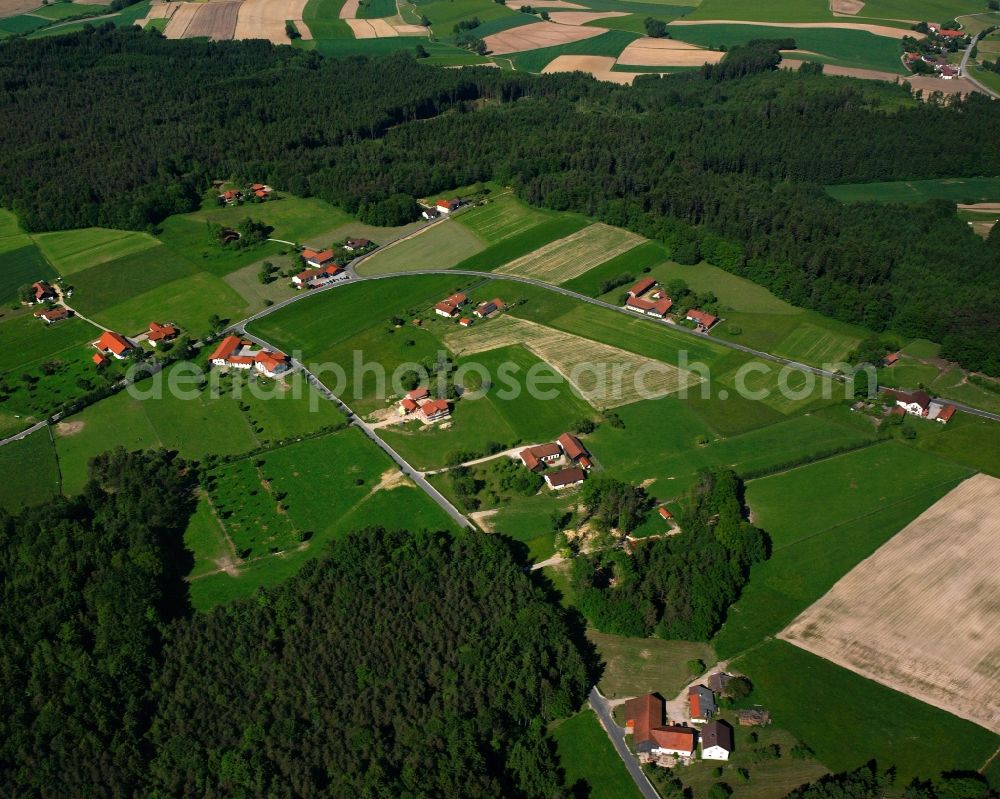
[547,10,628,24]
[669,18,914,38]
[494,222,645,283]
[484,19,606,54]
[182,1,240,39]
[443,315,699,407]
[617,36,724,66]
[162,1,197,36]
[542,54,641,84]
[780,473,1000,735]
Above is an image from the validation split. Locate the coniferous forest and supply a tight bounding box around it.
[0,450,590,798]
[1,27,1000,371]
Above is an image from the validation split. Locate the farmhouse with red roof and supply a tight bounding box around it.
[301,248,336,269]
[887,388,932,417]
[208,335,290,377]
[421,398,451,423]
[434,292,468,318]
[557,432,590,465]
[518,443,562,472]
[623,694,698,762]
[34,307,71,324]
[435,198,460,214]
[474,299,505,318]
[94,330,134,360]
[293,263,343,288]
[689,685,716,723]
[624,279,673,319]
[29,281,57,305]
[545,467,585,490]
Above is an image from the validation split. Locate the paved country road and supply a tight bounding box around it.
[961,31,1000,100]
[589,687,661,799]
[231,268,1000,425]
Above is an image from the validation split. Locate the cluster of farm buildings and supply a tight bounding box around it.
[291,238,373,290]
[218,183,273,204]
[433,291,506,326]
[625,673,763,768]
[904,23,970,80]
[396,386,452,424]
[624,277,718,331]
[420,198,464,221]
[518,432,591,489]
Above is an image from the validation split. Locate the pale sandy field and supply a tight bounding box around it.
[163,2,199,37]
[444,315,700,407]
[0,0,38,17]
[618,37,724,66]
[780,473,1000,734]
[547,10,628,25]
[234,0,308,42]
[542,55,641,84]
[484,20,605,54]
[958,203,1000,211]
[669,19,916,39]
[781,59,901,81]
[339,0,357,16]
[495,223,645,283]
[525,0,586,7]
[830,0,864,14]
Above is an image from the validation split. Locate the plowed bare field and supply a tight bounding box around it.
[542,54,641,84]
[183,1,240,39]
[618,37,724,66]
[234,0,308,43]
[484,20,605,54]
[163,2,199,37]
[780,473,1000,734]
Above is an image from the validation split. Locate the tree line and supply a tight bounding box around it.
[1,27,999,374]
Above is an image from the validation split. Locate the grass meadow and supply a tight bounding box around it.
[456,194,554,244]
[561,240,669,297]
[454,214,590,271]
[0,245,58,302]
[712,443,972,657]
[685,0,835,22]
[588,629,715,699]
[826,176,1000,204]
[67,247,198,316]
[0,209,33,253]
[734,641,999,783]
[185,195,351,247]
[183,495,232,580]
[0,428,60,512]
[672,24,906,73]
[551,710,644,799]
[33,227,161,275]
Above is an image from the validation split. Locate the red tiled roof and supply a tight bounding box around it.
[33,281,55,301]
[884,353,900,366]
[295,267,325,282]
[653,297,673,315]
[35,307,69,322]
[408,387,429,401]
[578,456,592,470]
[520,449,540,471]
[92,352,107,366]
[251,183,265,190]
[658,506,672,520]
[546,467,585,487]
[624,694,663,746]
[255,189,267,198]
[95,330,132,356]
[650,726,696,754]
[208,335,243,362]
[689,687,703,719]
[937,404,956,422]
[302,248,335,264]
[460,317,472,326]
[938,28,964,36]
[254,351,288,372]
[629,277,656,297]
[400,398,418,412]
[626,296,656,312]
[687,309,718,328]
[422,398,450,418]
[148,321,178,341]
[435,300,459,316]
[558,433,589,460]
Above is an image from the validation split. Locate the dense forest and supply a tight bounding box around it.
[571,469,768,639]
[1,29,1000,371]
[0,449,591,797]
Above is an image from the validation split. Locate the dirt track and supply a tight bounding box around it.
[780,473,1000,734]
[669,19,915,39]
[484,20,605,55]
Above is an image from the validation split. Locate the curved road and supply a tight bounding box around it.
[589,687,661,799]
[961,30,1000,100]
[232,267,1000,424]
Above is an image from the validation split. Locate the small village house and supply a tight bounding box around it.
[421,398,451,423]
[888,389,932,417]
[459,317,473,328]
[34,307,71,324]
[686,309,718,331]
[689,685,717,724]
[628,277,656,298]
[518,443,562,471]
[700,720,734,761]
[623,694,697,763]
[30,281,57,305]
[301,248,336,268]
[545,467,585,490]
[147,321,179,347]
[935,404,957,424]
[94,330,134,360]
[557,433,590,466]
[92,352,108,367]
[398,398,419,416]
[293,263,343,288]
[435,198,460,214]
[883,352,900,367]
[421,208,440,220]
[474,299,504,319]
[658,506,673,522]
[344,238,371,252]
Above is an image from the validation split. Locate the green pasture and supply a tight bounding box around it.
[908,411,1000,477]
[208,457,299,558]
[0,244,58,302]
[301,218,424,251]
[510,29,640,72]
[0,210,32,253]
[713,443,972,656]
[860,0,987,24]
[770,321,863,367]
[302,0,353,38]
[825,176,1000,204]
[356,219,486,275]
[562,241,669,298]
[155,215,285,276]
[415,0,515,32]
[670,23,906,73]
[684,0,834,22]
[551,711,644,799]
[0,14,48,35]
[0,428,61,513]
[93,271,250,337]
[644,260,800,315]
[29,2,107,20]
[222,255,300,310]
[32,227,161,275]
[357,0,397,18]
[183,496,231,580]
[588,629,715,699]
[0,314,96,374]
[487,490,576,562]
[308,37,463,57]
[187,195,351,245]
[67,247,198,318]
[454,214,590,272]
[456,194,554,245]
[734,641,999,784]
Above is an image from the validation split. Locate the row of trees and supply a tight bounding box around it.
[1,28,999,373]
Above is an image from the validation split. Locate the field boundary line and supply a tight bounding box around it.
[47,422,63,495]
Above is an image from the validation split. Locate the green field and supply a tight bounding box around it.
[826,176,1000,204]
[33,227,161,275]
[302,0,353,37]
[357,0,397,18]
[455,193,554,244]
[713,443,972,657]
[510,29,640,72]
[414,0,516,32]
[670,23,906,73]
[0,210,32,253]
[588,629,715,699]
[67,247,198,317]
[562,241,669,297]
[188,427,460,608]
[222,254,300,309]
[54,366,341,494]
[0,244,58,303]
[684,0,835,22]
[186,194,351,246]
[0,14,48,35]
[154,215,286,276]
[29,2,107,19]
[356,219,486,275]
[551,710,644,799]
[484,489,575,561]
[0,428,61,512]
[735,641,999,783]
[454,215,590,272]
[182,495,232,580]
